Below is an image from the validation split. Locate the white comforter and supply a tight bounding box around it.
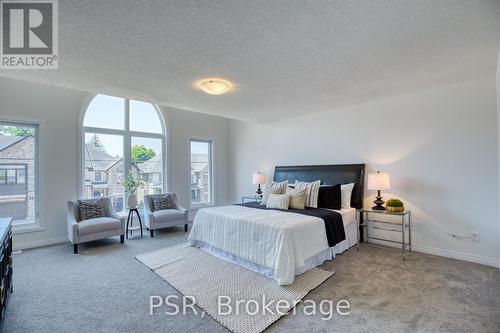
[188,205,330,285]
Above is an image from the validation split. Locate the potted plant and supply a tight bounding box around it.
[123,173,144,209]
[385,198,405,213]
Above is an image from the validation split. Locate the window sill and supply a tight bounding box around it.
[13,222,46,234]
[189,203,214,211]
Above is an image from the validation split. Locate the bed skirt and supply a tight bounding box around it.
[191,220,358,281]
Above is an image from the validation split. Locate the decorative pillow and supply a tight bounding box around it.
[260,181,288,206]
[317,184,342,210]
[152,193,178,211]
[286,187,307,210]
[341,183,355,209]
[294,180,321,208]
[266,193,291,210]
[78,199,105,222]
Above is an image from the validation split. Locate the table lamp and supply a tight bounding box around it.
[252,172,266,197]
[367,171,391,210]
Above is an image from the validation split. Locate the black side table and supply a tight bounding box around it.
[126,208,143,239]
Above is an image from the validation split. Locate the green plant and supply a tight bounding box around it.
[386,198,404,207]
[131,144,155,162]
[123,173,144,194]
[0,125,35,136]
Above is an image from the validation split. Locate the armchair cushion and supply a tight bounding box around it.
[152,193,177,212]
[78,199,106,221]
[77,217,122,235]
[152,209,185,222]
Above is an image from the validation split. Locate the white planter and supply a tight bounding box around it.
[127,193,138,209]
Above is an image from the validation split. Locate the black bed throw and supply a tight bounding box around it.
[236,202,346,247]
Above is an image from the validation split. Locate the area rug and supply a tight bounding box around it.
[136,243,333,333]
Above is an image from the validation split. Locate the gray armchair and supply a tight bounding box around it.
[67,198,125,253]
[144,194,188,237]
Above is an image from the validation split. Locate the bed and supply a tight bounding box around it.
[188,164,365,285]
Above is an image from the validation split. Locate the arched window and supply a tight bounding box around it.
[81,94,166,212]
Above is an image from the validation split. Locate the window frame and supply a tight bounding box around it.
[0,120,41,233]
[94,171,102,182]
[189,138,214,209]
[6,169,16,184]
[78,95,167,208]
[16,168,26,184]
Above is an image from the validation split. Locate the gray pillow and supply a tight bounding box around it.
[152,193,177,211]
[78,199,105,221]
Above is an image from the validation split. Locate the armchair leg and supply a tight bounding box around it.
[73,244,78,254]
[120,235,124,243]
[150,229,154,238]
[184,224,188,232]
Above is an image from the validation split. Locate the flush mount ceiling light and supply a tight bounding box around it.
[196,78,233,95]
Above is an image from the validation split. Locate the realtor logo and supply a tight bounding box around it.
[1,0,58,69]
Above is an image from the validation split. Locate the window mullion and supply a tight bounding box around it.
[124,99,130,132]
[83,126,125,136]
[124,99,131,182]
[127,131,164,139]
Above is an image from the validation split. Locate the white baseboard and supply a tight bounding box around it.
[367,239,499,268]
[412,244,499,268]
[13,236,69,251]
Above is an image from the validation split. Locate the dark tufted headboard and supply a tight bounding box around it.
[273,164,366,209]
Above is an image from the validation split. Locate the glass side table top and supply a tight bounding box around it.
[358,208,409,216]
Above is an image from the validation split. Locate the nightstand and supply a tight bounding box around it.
[358,208,411,260]
[241,195,261,204]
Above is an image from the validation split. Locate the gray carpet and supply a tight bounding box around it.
[1,227,499,333]
[136,243,333,333]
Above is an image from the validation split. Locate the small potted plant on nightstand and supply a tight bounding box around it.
[385,198,405,212]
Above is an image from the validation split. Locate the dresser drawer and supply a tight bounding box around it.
[0,218,13,323]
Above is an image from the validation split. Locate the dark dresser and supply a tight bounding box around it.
[0,218,13,321]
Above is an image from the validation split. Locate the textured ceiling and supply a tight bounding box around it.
[1,0,500,123]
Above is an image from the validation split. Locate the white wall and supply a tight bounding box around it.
[162,106,231,218]
[0,77,231,250]
[497,46,500,268]
[229,77,499,267]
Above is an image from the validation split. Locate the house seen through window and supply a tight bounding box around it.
[82,94,166,212]
[0,122,38,226]
[190,140,212,206]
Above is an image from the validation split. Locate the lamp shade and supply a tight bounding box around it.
[252,172,266,185]
[367,172,391,190]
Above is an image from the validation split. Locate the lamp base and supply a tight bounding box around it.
[372,195,386,210]
[256,184,262,196]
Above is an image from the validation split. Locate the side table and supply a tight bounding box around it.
[358,208,411,260]
[241,195,262,204]
[125,208,143,239]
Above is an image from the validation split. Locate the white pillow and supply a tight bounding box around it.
[341,183,355,209]
[294,180,321,208]
[266,193,291,210]
[260,181,288,206]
